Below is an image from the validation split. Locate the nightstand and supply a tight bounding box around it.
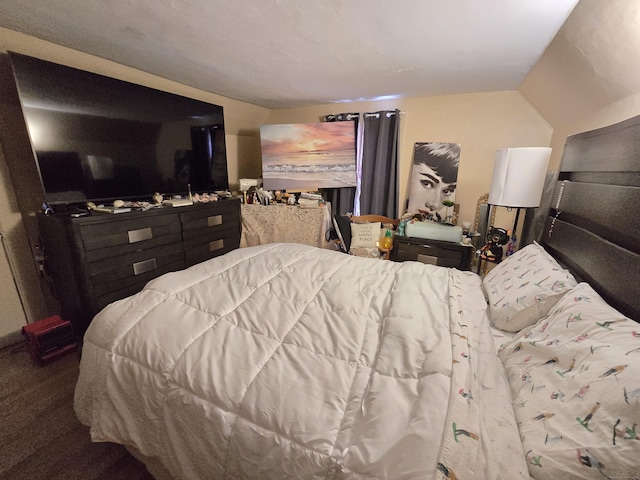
[391,236,473,270]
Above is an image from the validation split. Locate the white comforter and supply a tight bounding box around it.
[75,243,528,479]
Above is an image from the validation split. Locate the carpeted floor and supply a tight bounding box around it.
[0,341,154,480]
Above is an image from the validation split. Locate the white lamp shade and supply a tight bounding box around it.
[488,147,551,208]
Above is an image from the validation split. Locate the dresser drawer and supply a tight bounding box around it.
[92,260,185,312]
[181,202,241,266]
[180,202,240,234]
[183,226,241,267]
[393,236,472,270]
[87,242,184,286]
[92,257,185,311]
[83,231,183,263]
[78,213,181,251]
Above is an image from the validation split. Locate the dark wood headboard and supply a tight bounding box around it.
[541,115,640,322]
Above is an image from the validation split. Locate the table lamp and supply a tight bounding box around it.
[487,146,551,249]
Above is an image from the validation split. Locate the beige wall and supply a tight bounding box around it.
[0,142,29,344]
[546,91,640,174]
[265,91,553,229]
[0,27,269,337]
[0,76,50,335]
[519,0,640,171]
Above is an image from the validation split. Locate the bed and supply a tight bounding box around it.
[74,115,640,480]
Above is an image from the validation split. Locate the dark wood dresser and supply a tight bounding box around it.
[391,235,473,270]
[37,199,241,339]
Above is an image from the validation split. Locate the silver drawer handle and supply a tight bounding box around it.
[208,215,223,227]
[128,227,152,243]
[133,258,157,275]
[209,239,224,251]
[417,254,438,265]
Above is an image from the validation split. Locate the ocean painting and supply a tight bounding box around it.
[260,122,357,190]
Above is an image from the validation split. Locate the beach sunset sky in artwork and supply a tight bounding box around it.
[260,121,357,189]
[260,122,355,161]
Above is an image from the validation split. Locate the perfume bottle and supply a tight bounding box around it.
[505,230,516,257]
[506,240,514,257]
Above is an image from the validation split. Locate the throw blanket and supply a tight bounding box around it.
[75,243,527,479]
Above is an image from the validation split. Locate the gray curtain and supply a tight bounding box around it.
[359,110,400,218]
[323,113,358,216]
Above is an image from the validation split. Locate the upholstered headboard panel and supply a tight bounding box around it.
[541,115,640,322]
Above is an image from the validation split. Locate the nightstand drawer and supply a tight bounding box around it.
[392,236,472,270]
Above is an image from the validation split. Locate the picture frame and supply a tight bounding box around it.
[407,142,460,221]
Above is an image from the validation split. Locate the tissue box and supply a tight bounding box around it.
[405,222,463,243]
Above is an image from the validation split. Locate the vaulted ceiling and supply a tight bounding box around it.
[0,0,579,109]
[521,0,640,127]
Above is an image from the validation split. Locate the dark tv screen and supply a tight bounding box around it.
[9,52,229,205]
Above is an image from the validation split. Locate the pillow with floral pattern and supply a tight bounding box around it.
[483,242,577,332]
[499,282,640,479]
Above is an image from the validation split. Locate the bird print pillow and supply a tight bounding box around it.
[499,282,640,480]
[483,242,577,332]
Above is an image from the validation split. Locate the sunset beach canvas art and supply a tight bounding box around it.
[260,121,357,190]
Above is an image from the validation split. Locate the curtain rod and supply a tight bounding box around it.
[362,111,404,118]
[325,111,405,121]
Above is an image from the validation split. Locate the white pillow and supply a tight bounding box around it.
[483,242,577,332]
[349,222,381,248]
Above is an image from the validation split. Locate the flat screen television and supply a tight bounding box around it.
[260,121,357,191]
[9,52,229,205]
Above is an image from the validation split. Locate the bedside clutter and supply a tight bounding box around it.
[392,217,472,270]
[329,214,399,259]
[329,214,472,267]
[404,221,463,243]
